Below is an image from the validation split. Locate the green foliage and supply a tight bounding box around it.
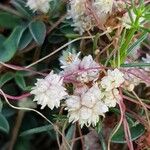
[65,125,75,141]
[111,124,145,143]
[11,0,32,18]
[0,34,6,44]
[0,99,3,112]
[14,137,30,150]
[0,26,25,62]
[18,29,33,50]
[121,63,150,68]
[0,11,22,29]
[127,32,148,55]
[110,108,146,144]
[29,20,46,45]
[0,113,10,134]
[15,74,26,90]
[0,72,14,87]
[20,125,53,136]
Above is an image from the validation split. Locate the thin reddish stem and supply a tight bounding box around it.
[0,91,31,100]
[0,62,47,76]
[123,95,150,109]
[119,88,134,150]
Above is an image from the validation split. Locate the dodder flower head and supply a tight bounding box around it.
[93,0,113,14]
[61,53,100,83]
[101,68,125,91]
[66,84,108,127]
[59,50,81,69]
[77,55,100,83]
[102,88,121,107]
[67,0,113,34]
[31,71,68,109]
[26,0,51,13]
[67,0,93,34]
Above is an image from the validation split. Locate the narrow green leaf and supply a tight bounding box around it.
[141,27,150,33]
[0,11,22,29]
[0,26,25,62]
[127,32,148,54]
[20,125,53,136]
[29,20,46,45]
[66,125,75,141]
[0,72,14,87]
[120,28,136,63]
[121,63,150,68]
[99,132,107,150]
[0,113,10,134]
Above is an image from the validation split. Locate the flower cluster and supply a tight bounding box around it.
[31,51,125,127]
[31,71,68,109]
[65,68,124,127]
[26,0,51,13]
[67,0,113,34]
[66,84,108,127]
[60,53,100,83]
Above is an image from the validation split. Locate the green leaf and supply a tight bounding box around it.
[29,20,46,45]
[14,137,30,150]
[20,125,53,136]
[15,75,26,90]
[2,107,16,117]
[121,63,150,68]
[0,72,14,87]
[0,11,22,29]
[0,26,25,62]
[50,0,66,18]
[48,33,66,44]
[66,125,75,141]
[141,27,150,33]
[99,132,107,150]
[18,29,33,50]
[0,113,10,134]
[60,26,80,39]
[0,34,6,44]
[110,108,145,143]
[0,99,3,112]
[111,124,145,143]
[10,0,32,18]
[127,32,148,55]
